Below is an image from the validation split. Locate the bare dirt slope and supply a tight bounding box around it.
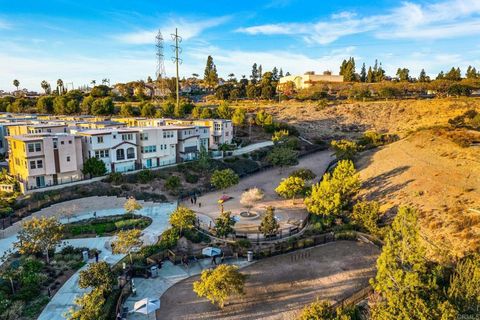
[261,98,480,140]
[157,241,379,320]
[356,129,480,261]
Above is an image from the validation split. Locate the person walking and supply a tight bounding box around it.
[95,251,99,263]
[199,202,202,208]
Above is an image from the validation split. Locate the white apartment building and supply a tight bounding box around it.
[7,133,84,191]
[75,128,139,173]
[165,119,233,149]
[135,126,178,168]
[172,125,210,161]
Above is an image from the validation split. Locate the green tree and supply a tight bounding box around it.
[169,206,196,234]
[53,96,68,114]
[193,264,246,308]
[40,80,50,94]
[259,206,279,237]
[360,63,367,82]
[447,254,480,315]
[266,146,299,170]
[191,105,202,119]
[78,261,115,294]
[140,102,155,117]
[298,300,336,320]
[14,216,64,264]
[246,83,258,99]
[418,69,428,82]
[340,57,356,82]
[112,229,143,264]
[120,104,134,117]
[466,65,478,79]
[272,129,289,144]
[250,63,259,84]
[289,168,316,180]
[91,97,114,115]
[197,145,211,172]
[216,101,233,119]
[204,55,219,88]
[214,210,236,238]
[66,288,105,320]
[445,67,462,81]
[36,96,54,114]
[275,176,305,202]
[396,68,410,82]
[65,99,79,114]
[57,79,64,94]
[81,96,95,114]
[330,139,359,160]
[82,157,107,178]
[210,169,239,189]
[352,200,381,235]
[231,108,246,129]
[200,107,213,119]
[370,207,443,320]
[304,160,360,218]
[13,79,19,91]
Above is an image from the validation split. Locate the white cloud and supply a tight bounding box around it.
[237,0,480,44]
[115,16,230,45]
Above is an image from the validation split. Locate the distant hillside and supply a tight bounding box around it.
[260,98,480,140]
[356,128,480,262]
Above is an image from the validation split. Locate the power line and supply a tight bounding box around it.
[171,28,182,111]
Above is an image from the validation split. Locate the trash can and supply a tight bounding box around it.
[150,266,158,278]
[247,251,253,262]
[82,250,89,262]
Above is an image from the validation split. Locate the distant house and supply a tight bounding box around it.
[278,71,344,90]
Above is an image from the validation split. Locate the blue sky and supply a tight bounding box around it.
[1,0,480,91]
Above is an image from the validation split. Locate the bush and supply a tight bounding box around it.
[236,239,252,249]
[224,158,260,176]
[159,228,180,249]
[137,169,154,184]
[290,168,316,180]
[165,176,181,191]
[105,172,123,185]
[210,169,239,189]
[185,172,200,184]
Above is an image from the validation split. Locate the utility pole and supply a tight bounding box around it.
[171,28,182,112]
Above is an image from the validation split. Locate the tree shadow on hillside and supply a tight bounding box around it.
[361,166,413,202]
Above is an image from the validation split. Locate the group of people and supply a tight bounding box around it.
[189,195,201,208]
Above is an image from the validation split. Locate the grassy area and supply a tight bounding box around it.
[63,214,151,238]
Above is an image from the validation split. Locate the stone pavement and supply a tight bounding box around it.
[231,141,274,156]
[184,150,333,233]
[125,258,251,320]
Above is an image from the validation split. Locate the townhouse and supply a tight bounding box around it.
[172,125,210,161]
[74,128,139,173]
[7,133,84,191]
[135,126,178,168]
[165,119,233,149]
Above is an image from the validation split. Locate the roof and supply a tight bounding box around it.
[75,128,139,136]
[7,133,77,142]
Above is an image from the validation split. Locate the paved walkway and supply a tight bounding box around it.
[232,141,273,156]
[125,258,251,320]
[32,201,177,320]
[185,150,333,233]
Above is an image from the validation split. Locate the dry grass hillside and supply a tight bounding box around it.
[356,128,480,262]
[260,98,480,140]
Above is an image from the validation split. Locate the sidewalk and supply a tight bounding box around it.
[231,141,273,156]
[125,258,251,320]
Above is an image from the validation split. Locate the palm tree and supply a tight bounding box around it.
[40,80,50,94]
[90,80,96,87]
[13,79,19,91]
[57,79,64,95]
[102,78,108,85]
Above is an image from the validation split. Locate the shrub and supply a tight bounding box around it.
[165,176,181,191]
[105,172,123,185]
[290,168,316,180]
[137,169,154,184]
[210,169,239,189]
[185,172,199,184]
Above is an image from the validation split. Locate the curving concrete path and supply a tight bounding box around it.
[0,198,177,320]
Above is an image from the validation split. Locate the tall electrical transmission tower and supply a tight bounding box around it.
[171,28,182,111]
[155,30,167,106]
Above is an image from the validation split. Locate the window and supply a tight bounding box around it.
[113,135,117,139]
[66,156,70,162]
[97,136,104,143]
[53,140,58,149]
[95,149,109,158]
[61,141,64,145]
[35,143,41,152]
[140,133,148,141]
[69,140,72,144]
[36,160,43,168]
[122,134,133,141]
[141,146,156,153]
[127,147,135,159]
[116,149,125,160]
[47,129,51,133]
[28,143,34,152]
[30,160,36,169]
